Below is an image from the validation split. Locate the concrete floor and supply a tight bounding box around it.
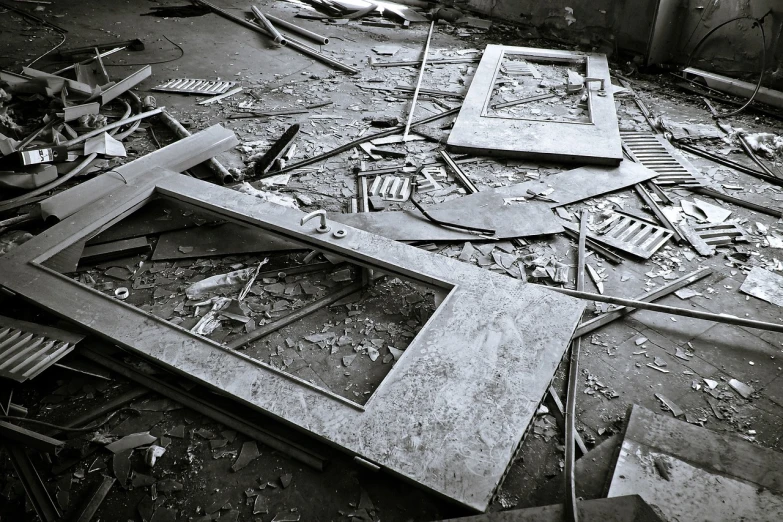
[1,1,782,521]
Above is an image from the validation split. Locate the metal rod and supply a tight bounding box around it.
[73,475,115,522]
[549,286,783,334]
[402,21,435,141]
[677,142,783,187]
[260,106,461,178]
[228,281,364,350]
[371,56,479,67]
[572,267,712,338]
[561,227,624,265]
[263,13,329,45]
[492,92,557,110]
[251,7,287,46]
[691,187,783,218]
[63,108,163,147]
[52,47,124,76]
[564,212,587,522]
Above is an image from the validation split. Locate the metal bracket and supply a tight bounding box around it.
[584,77,607,96]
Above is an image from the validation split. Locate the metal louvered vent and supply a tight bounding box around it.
[0,316,84,382]
[621,131,707,188]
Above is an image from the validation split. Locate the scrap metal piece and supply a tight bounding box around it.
[678,220,749,256]
[254,124,300,176]
[152,78,238,96]
[368,175,411,202]
[416,170,442,192]
[73,476,115,522]
[563,215,673,259]
[634,183,684,243]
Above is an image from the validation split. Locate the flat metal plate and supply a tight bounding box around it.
[447,45,622,165]
[608,405,783,521]
[0,167,584,512]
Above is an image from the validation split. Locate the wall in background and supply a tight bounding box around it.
[457,0,782,90]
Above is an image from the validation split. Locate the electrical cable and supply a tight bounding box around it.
[102,35,185,67]
[27,30,67,68]
[684,11,771,118]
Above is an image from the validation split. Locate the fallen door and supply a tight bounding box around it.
[448,45,622,165]
[0,162,584,512]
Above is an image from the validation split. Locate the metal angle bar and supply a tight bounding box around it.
[440,150,478,194]
[402,20,435,141]
[676,143,783,187]
[545,385,588,457]
[73,475,115,522]
[263,13,329,45]
[492,92,557,110]
[4,443,61,522]
[80,347,327,470]
[634,183,683,243]
[691,187,783,218]
[561,228,624,264]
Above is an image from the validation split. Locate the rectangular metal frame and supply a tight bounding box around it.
[0,167,583,511]
[448,45,622,165]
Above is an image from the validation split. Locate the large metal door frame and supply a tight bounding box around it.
[447,45,622,165]
[0,167,583,511]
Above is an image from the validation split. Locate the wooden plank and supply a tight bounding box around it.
[448,45,622,165]
[151,222,299,260]
[0,167,585,511]
[608,405,783,521]
[39,125,239,222]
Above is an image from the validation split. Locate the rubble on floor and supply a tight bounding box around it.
[1,1,782,521]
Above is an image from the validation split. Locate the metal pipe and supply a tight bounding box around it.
[564,212,587,522]
[263,12,329,45]
[549,286,783,334]
[192,0,358,74]
[63,107,163,147]
[250,7,287,46]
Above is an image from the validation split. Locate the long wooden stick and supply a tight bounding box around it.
[402,21,435,141]
[550,286,783,334]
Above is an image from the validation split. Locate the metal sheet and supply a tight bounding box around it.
[329,199,562,241]
[0,167,584,511]
[563,216,672,259]
[447,45,622,165]
[433,161,658,212]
